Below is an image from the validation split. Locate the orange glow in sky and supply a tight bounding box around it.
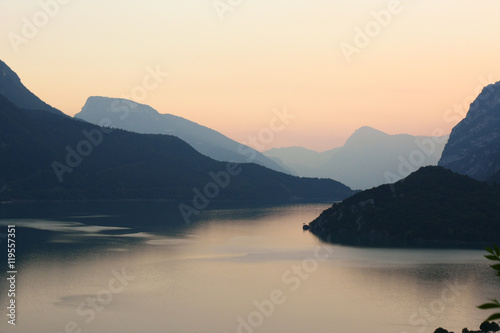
[1,0,499,151]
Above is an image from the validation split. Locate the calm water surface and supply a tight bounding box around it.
[0,202,496,333]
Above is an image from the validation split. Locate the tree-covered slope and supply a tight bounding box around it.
[0,59,64,116]
[0,96,353,202]
[307,166,500,247]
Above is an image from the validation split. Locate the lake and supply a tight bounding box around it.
[0,202,496,333]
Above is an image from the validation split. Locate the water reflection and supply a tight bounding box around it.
[0,202,495,333]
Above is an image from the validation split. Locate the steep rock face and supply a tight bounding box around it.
[439,82,500,181]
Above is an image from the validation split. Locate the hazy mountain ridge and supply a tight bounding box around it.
[265,126,448,190]
[75,96,289,174]
[439,81,500,181]
[0,61,354,202]
[306,82,500,248]
[0,95,354,202]
[264,146,340,177]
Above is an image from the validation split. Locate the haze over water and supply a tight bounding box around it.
[0,202,495,333]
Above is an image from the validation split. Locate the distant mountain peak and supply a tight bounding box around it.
[76,96,290,174]
[343,126,388,148]
[351,126,388,138]
[84,96,160,116]
[354,126,385,134]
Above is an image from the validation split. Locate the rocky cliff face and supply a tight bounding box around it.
[439,82,500,181]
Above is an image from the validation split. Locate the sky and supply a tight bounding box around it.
[1,0,499,152]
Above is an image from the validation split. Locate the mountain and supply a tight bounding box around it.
[265,126,448,190]
[0,60,355,205]
[0,59,64,116]
[0,95,353,203]
[439,81,500,181]
[74,96,289,174]
[306,166,500,248]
